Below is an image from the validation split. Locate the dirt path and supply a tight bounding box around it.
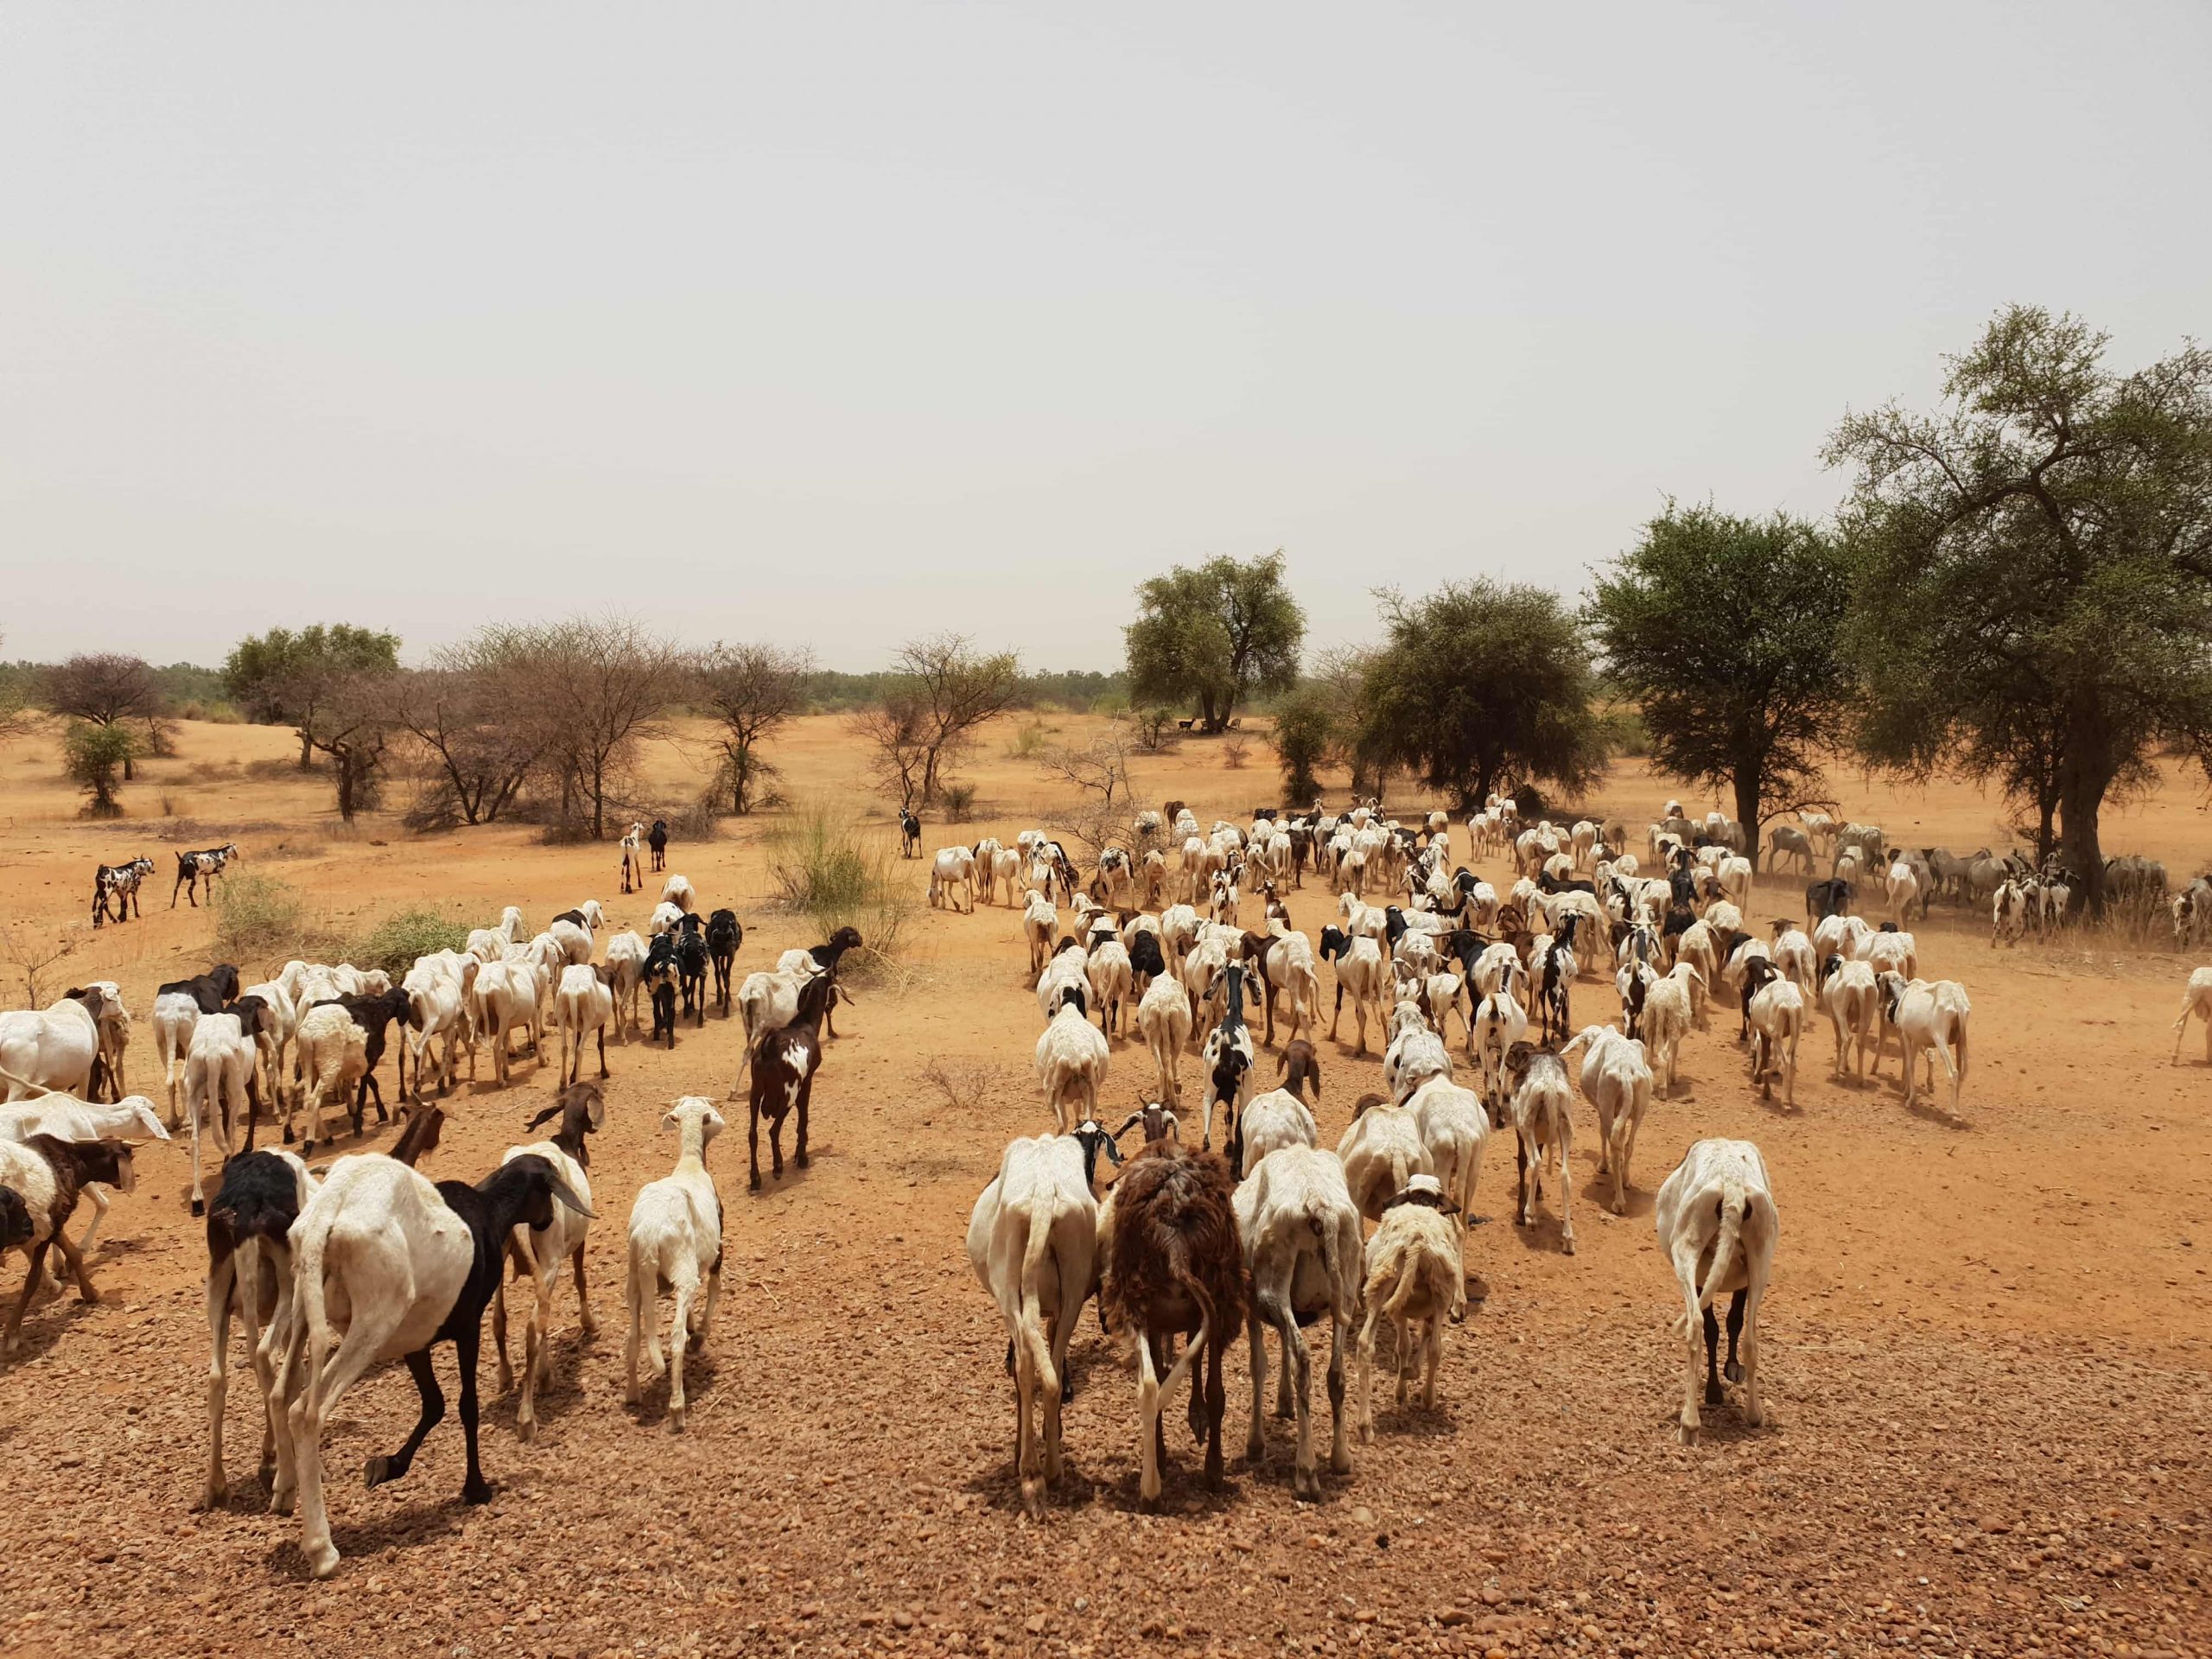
[1,716,2207,1656]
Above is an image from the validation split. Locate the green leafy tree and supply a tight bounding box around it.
[1125,551,1305,734]
[223,624,402,767]
[40,653,162,779]
[1357,581,1605,811]
[1586,504,1857,867]
[1269,686,1335,804]
[1827,306,2212,906]
[63,721,138,817]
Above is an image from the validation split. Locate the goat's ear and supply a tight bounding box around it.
[836,984,858,1005]
[546,1173,595,1219]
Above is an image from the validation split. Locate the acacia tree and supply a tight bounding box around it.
[394,645,544,827]
[889,632,1020,805]
[1268,686,1335,804]
[41,654,162,779]
[1586,503,1857,868]
[1125,551,1305,733]
[1827,306,2212,907]
[223,624,402,767]
[305,672,401,821]
[697,641,813,814]
[509,618,686,839]
[850,693,929,808]
[1357,581,1605,810]
[63,722,138,817]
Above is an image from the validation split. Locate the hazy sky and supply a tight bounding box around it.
[4,3,2206,670]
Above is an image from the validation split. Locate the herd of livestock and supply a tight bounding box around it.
[2,791,2209,1571]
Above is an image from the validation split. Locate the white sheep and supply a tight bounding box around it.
[1655,1138,1778,1443]
[150,992,201,1129]
[401,956,476,1099]
[1033,998,1110,1133]
[1353,1177,1465,1438]
[2171,966,2212,1065]
[624,1097,727,1433]
[1232,1145,1361,1497]
[1037,944,1092,1025]
[965,1127,1109,1516]
[1136,973,1193,1103]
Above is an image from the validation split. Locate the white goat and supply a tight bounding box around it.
[1503,1044,1575,1254]
[1034,999,1110,1133]
[1872,974,1971,1116]
[553,963,616,1086]
[1136,973,1193,1103]
[182,1013,257,1217]
[1560,1024,1653,1214]
[1655,1138,1777,1443]
[624,1097,727,1433]
[1233,1146,1361,1497]
[1336,1100,1431,1222]
[2172,966,2212,1065]
[1405,1073,1487,1229]
[1821,957,1879,1078]
[1354,1179,1465,1437]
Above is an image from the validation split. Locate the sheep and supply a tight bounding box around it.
[493,1083,603,1440]
[1034,992,1110,1136]
[674,926,709,1026]
[965,1123,1118,1516]
[2171,966,2212,1064]
[1405,1071,1487,1230]
[308,988,413,1124]
[929,845,979,912]
[624,1097,727,1433]
[1821,957,1880,1078]
[289,1003,369,1156]
[1086,938,1135,1036]
[1232,1144,1361,1497]
[200,1147,317,1511]
[1101,1141,1249,1503]
[0,988,112,1103]
[467,906,528,963]
[1502,1042,1575,1254]
[1655,1138,1778,1443]
[182,1013,259,1217]
[1136,973,1193,1104]
[1353,1176,1465,1438]
[1872,974,1971,1116]
[1383,1003,1452,1099]
[1199,963,1257,1166]
[469,959,546,1088]
[1319,926,1389,1056]
[1560,1025,1653,1214]
[1741,959,1806,1107]
[284,1146,591,1577]
[1236,1086,1318,1172]
[552,963,617,1086]
[1337,1096,1432,1222]
[748,969,843,1191]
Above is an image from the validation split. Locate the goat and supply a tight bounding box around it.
[91,854,156,926]
[551,963,617,1086]
[1135,973,1192,1104]
[2172,966,2212,1064]
[619,822,645,894]
[1198,963,1256,1167]
[705,910,742,1011]
[1502,1041,1575,1254]
[1232,1145,1361,1497]
[1655,1138,1777,1443]
[898,807,922,858]
[1033,990,1110,1136]
[470,959,547,1085]
[1337,1095,1431,1221]
[1742,958,1806,1107]
[0,986,116,1103]
[285,1147,591,1576]
[624,1097,726,1432]
[1354,1176,1465,1438]
[930,845,979,912]
[311,988,414,1124]
[1872,974,1971,1116]
[648,818,669,871]
[1236,1086,1318,1172]
[674,927,709,1026]
[170,842,241,907]
[183,1012,260,1217]
[1405,1071,1487,1230]
[965,1122,1118,1516]
[1275,1038,1322,1104]
[1102,1141,1249,1504]
[1560,1025,1652,1215]
[493,1083,603,1440]
[1821,957,1879,1078]
[2,1135,136,1358]
[1318,925,1389,1057]
[200,1147,317,1512]
[748,969,842,1190]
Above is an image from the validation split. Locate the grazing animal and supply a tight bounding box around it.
[493,1084,603,1441]
[1136,972,1193,1103]
[1502,1042,1575,1254]
[704,909,742,1011]
[898,807,922,858]
[200,1147,316,1512]
[1560,1024,1653,1214]
[2,1135,136,1357]
[1199,964,1257,1168]
[1275,1038,1322,1103]
[1655,1138,1778,1443]
[1102,1141,1249,1504]
[1354,1176,1465,1438]
[624,1097,726,1432]
[284,1148,592,1577]
[1872,974,1971,1116]
[2172,966,2212,1065]
[747,969,840,1191]
[674,928,709,1026]
[643,937,680,1048]
[170,842,241,907]
[647,819,669,872]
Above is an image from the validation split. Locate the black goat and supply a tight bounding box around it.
[1804,877,1853,924]
[807,925,864,1040]
[675,929,709,1026]
[159,963,242,1016]
[643,937,679,1047]
[705,909,742,1010]
[308,988,416,1130]
[898,808,921,858]
[648,818,669,871]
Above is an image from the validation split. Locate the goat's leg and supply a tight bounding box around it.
[201,1254,237,1509]
[1202,1332,1227,1489]
[796,1076,812,1169]
[53,1221,97,1302]
[1284,1300,1316,1498]
[455,1325,491,1503]
[1701,1303,1725,1404]
[1723,1287,1747,1385]
[1325,1305,1351,1476]
[747,1101,762,1192]
[1738,1271,1769,1427]
[74,1183,111,1259]
[1243,1307,1268,1464]
[1353,1299,1382,1441]
[365,1350,445,1488]
[665,1278,694,1433]
[1421,1313,1444,1409]
[1137,1328,1165,1503]
[493,1279,515,1395]
[572,1243,594,1338]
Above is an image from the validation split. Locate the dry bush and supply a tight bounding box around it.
[213,873,321,966]
[918,1058,1002,1113]
[1221,735,1251,770]
[764,803,916,979]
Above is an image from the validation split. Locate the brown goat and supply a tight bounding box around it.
[1276,1039,1323,1104]
[1103,1141,1249,1503]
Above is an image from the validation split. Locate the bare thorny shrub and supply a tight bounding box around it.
[0,916,80,1007]
[918,1058,1002,1114]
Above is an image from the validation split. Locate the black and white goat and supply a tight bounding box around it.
[170,842,241,908]
[91,855,155,927]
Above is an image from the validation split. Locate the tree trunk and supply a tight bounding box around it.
[1732,769,1764,872]
[1198,690,1224,735]
[298,728,314,770]
[2033,788,2058,871]
[123,753,135,782]
[589,760,606,840]
[2058,770,2108,914]
[335,753,356,822]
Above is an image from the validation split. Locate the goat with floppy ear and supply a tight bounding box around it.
[1113,1100,1179,1147]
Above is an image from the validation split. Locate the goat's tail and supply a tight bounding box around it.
[0,1060,55,1098]
[1156,1234,1216,1408]
[1017,1205,1059,1409]
[1698,1178,1747,1312]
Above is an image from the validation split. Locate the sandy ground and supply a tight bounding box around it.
[0,713,2208,1659]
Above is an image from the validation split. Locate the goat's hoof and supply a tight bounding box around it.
[282,1127,294,1144]
[517,1419,537,1443]
[305,1543,341,1580]
[1562,1237,1576,1255]
[1678,1421,1700,1447]
[666,1409,686,1435]
[795,1152,809,1168]
[1704,1379,1726,1405]
[462,1478,492,1505]
[199,1481,225,1511]
[1724,1359,1744,1384]
[363,1455,396,1488]
[747,1175,761,1192]
[189,1198,205,1217]
[1059,1376,1074,1405]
